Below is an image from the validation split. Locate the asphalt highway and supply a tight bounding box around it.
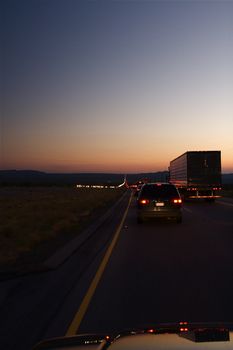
[0,193,233,349]
[77,196,233,334]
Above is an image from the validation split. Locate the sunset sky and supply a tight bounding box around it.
[2,0,233,173]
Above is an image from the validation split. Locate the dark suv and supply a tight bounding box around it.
[137,183,182,223]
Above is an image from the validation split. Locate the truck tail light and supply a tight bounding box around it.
[172,199,182,204]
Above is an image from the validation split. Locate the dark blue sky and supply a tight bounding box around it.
[2,0,233,172]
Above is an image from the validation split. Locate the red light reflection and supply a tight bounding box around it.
[147,329,154,333]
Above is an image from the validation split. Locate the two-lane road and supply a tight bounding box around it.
[74,196,233,334]
[1,194,233,349]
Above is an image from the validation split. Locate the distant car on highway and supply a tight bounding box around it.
[137,183,182,223]
[134,183,143,197]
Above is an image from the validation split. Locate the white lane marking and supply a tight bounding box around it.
[183,207,193,213]
[216,200,233,208]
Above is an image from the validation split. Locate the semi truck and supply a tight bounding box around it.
[169,151,222,201]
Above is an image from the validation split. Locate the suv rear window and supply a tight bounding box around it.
[140,184,179,199]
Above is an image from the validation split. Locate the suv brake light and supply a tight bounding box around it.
[139,199,149,205]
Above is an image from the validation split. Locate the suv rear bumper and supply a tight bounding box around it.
[137,208,182,220]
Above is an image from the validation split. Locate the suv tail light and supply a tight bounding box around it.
[139,199,149,205]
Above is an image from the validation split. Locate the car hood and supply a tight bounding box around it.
[33,323,233,350]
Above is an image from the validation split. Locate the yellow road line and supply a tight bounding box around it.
[66,192,132,336]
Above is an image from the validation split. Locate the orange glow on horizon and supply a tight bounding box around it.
[2,143,233,173]
[2,158,233,174]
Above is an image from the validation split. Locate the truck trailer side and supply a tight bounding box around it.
[169,151,221,201]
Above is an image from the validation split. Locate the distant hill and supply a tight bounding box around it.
[0,170,169,186]
[0,170,232,185]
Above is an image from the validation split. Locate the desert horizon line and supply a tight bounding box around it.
[1,169,233,175]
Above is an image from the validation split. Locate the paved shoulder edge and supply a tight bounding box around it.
[42,190,130,269]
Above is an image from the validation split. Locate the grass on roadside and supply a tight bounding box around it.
[0,186,125,268]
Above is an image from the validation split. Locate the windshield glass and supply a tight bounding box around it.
[140,184,179,198]
[1,1,233,350]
